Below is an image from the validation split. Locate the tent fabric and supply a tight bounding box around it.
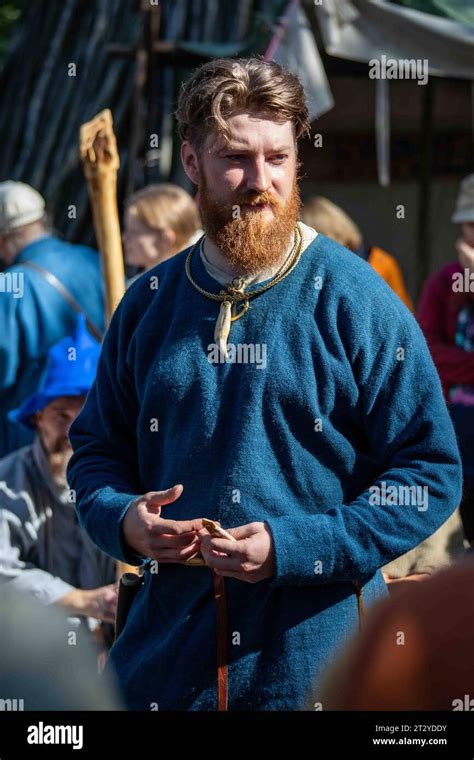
[274,6,334,119]
[315,0,474,80]
[391,0,474,27]
[174,3,334,120]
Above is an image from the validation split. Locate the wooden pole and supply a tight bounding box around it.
[416,79,434,300]
[144,0,162,185]
[79,109,126,323]
[79,109,138,577]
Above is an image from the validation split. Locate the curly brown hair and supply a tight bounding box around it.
[175,57,310,154]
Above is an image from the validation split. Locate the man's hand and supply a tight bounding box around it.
[58,584,118,623]
[122,484,203,563]
[197,521,275,583]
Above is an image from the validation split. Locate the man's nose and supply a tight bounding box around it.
[246,158,271,194]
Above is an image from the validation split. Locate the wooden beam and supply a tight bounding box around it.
[144,1,161,184]
[107,42,206,66]
[416,78,434,299]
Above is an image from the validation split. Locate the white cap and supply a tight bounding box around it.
[452,174,474,224]
[0,181,45,233]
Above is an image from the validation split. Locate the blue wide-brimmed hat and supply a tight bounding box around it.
[9,315,101,430]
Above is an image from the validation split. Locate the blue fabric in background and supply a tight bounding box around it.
[0,236,105,456]
[68,233,462,710]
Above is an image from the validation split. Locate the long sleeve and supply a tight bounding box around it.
[0,507,74,605]
[266,289,462,587]
[417,268,474,387]
[0,290,22,392]
[67,293,144,565]
[0,271,46,392]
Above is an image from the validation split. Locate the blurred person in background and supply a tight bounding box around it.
[0,316,116,636]
[122,183,202,279]
[311,558,474,710]
[418,174,474,544]
[0,181,105,457]
[382,506,466,593]
[0,583,121,710]
[302,196,413,311]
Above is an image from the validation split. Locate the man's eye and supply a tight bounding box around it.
[227,155,246,161]
[270,155,287,163]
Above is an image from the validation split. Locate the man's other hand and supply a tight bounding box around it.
[122,485,203,564]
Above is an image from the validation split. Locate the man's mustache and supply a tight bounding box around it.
[231,193,281,208]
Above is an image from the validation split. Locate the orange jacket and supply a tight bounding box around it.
[368,246,414,312]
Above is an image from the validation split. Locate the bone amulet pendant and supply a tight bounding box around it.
[214,300,232,359]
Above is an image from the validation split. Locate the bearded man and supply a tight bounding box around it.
[68,58,462,711]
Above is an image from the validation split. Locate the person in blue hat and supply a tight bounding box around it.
[0,316,116,633]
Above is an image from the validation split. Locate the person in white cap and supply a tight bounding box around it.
[0,181,105,457]
[418,173,474,543]
[0,182,46,265]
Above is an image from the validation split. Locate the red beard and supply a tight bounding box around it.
[198,173,301,276]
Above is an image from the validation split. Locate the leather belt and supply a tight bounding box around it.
[186,556,228,711]
[213,572,228,711]
[183,560,365,710]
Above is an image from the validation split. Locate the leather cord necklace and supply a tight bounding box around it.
[185,222,305,357]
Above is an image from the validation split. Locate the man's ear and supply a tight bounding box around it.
[181,141,200,185]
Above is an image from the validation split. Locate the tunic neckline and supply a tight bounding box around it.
[188,224,316,298]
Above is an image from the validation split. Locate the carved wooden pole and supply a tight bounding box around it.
[80,109,138,578]
[80,109,126,322]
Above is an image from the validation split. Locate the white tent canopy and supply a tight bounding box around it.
[315,0,474,80]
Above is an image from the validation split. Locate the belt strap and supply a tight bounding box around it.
[212,572,228,711]
[353,580,365,632]
[22,260,103,341]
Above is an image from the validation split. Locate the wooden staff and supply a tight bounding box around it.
[79,109,138,578]
[80,109,126,322]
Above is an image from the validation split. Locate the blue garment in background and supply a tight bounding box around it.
[68,234,462,710]
[0,236,105,456]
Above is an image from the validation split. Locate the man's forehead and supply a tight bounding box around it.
[205,114,294,153]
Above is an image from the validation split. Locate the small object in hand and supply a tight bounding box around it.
[184,519,236,566]
[202,518,236,542]
[185,556,206,566]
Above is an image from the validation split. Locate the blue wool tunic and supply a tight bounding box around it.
[68,232,462,711]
